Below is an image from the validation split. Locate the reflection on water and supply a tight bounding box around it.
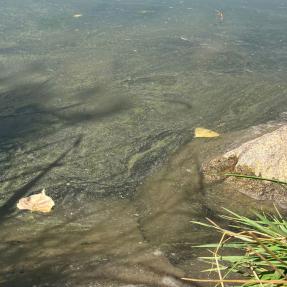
[1,0,287,286]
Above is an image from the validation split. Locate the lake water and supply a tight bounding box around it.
[1,0,287,286]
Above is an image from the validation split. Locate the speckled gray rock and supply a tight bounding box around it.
[224,125,287,182]
[202,125,287,208]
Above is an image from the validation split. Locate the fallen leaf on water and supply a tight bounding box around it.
[194,127,220,138]
[17,189,55,213]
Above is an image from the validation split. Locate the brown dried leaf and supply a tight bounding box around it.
[17,189,55,213]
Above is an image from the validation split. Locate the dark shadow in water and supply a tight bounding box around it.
[135,151,217,230]
[53,98,131,125]
[0,66,205,287]
[0,135,83,221]
[0,147,213,286]
[0,164,58,183]
[0,64,132,140]
[0,102,83,120]
[0,64,133,199]
[0,153,215,287]
[0,69,61,142]
[0,198,202,287]
[20,135,84,155]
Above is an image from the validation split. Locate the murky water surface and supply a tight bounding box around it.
[1,0,287,286]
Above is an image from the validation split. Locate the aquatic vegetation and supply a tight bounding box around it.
[184,208,287,286]
[226,173,287,185]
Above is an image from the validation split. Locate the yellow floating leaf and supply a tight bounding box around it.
[194,127,220,138]
[17,189,55,213]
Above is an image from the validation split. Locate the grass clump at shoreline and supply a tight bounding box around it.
[182,208,287,286]
[225,173,287,186]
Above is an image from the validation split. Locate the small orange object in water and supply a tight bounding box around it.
[17,189,55,213]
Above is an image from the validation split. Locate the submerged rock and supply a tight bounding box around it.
[202,125,287,208]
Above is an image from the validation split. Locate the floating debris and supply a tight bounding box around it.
[216,10,224,22]
[139,10,154,15]
[73,13,83,18]
[194,127,220,138]
[17,189,55,213]
[180,35,190,42]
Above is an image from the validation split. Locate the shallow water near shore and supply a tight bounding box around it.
[1,0,287,286]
